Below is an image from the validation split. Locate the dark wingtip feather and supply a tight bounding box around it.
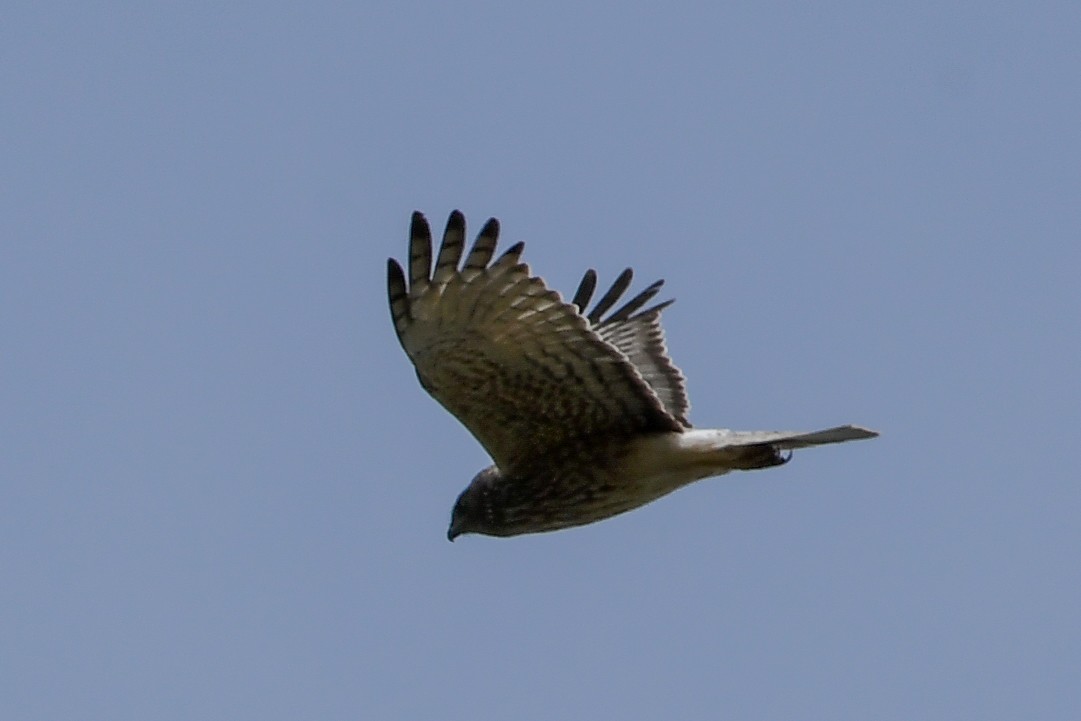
[408,211,433,290]
[498,240,525,263]
[639,298,675,317]
[463,217,501,273]
[387,258,406,299]
[386,257,410,339]
[480,217,500,239]
[587,268,634,323]
[605,279,667,323]
[572,269,598,312]
[434,211,467,280]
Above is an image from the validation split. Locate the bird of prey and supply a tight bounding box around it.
[387,211,877,540]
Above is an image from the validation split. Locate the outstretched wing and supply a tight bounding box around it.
[571,268,690,427]
[387,211,682,472]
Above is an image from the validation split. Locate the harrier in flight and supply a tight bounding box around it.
[387,211,877,540]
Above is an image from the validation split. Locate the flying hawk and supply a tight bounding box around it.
[387,211,877,540]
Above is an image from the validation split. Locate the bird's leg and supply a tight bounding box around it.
[728,444,790,470]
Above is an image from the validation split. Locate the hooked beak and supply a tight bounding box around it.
[447,521,463,542]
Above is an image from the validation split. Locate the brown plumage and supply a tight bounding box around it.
[387,211,877,540]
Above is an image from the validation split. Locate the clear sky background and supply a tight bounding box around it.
[3,2,1079,719]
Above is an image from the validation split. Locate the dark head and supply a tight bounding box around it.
[447,466,503,541]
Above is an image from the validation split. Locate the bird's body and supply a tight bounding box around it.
[459,431,774,538]
[387,211,877,540]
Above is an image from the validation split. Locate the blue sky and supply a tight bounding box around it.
[3,2,1079,719]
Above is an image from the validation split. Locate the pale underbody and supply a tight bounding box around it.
[595,429,789,516]
[462,425,875,537]
[621,429,770,490]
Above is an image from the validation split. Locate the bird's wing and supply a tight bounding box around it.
[387,211,682,472]
[571,269,690,427]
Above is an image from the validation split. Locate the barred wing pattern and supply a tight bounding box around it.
[387,211,682,473]
[571,268,690,427]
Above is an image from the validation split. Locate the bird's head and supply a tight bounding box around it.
[447,466,503,541]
